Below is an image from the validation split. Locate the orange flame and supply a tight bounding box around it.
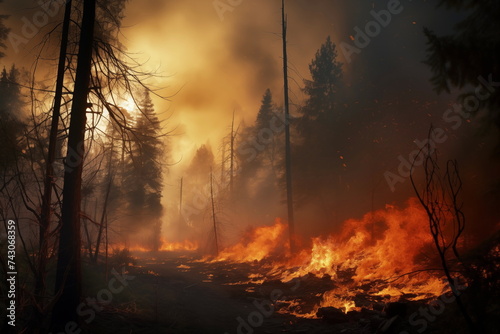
[206,198,450,317]
[113,238,199,252]
[212,219,287,262]
[159,239,199,252]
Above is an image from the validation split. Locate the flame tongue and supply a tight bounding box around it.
[213,220,288,262]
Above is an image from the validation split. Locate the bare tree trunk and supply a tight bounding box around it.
[179,177,183,217]
[210,170,219,255]
[82,199,94,259]
[105,214,109,281]
[220,142,226,185]
[93,140,114,263]
[230,110,235,193]
[51,0,96,330]
[282,0,296,254]
[36,0,72,311]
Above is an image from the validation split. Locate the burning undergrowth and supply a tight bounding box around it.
[205,198,453,318]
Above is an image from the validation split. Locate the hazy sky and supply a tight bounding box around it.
[0,0,463,156]
[117,0,464,167]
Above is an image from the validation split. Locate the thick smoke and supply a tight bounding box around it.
[2,0,497,247]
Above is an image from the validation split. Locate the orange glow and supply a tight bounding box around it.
[112,238,198,252]
[159,239,199,252]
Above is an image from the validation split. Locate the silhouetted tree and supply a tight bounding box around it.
[0,6,9,59]
[301,36,343,123]
[282,0,295,252]
[256,89,274,131]
[51,0,97,330]
[123,90,164,250]
[0,65,23,173]
[233,89,284,220]
[182,144,214,228]
[294,36,345,207]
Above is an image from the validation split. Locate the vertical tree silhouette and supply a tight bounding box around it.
[282,0,295,253]
[123,90,164,250]
[37,0,72,315]
[51,0,96,330]
[294,36,344,209]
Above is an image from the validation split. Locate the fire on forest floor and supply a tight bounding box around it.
[200,198,452,318]
[104,198,500,333]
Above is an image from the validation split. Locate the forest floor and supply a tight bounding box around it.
[82,250,495,334]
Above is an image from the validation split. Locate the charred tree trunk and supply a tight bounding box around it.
[82,199,94,259]
[93,140,114,263]
[210,170,219,256]
[51,0,96,330]
[36,0,72,309]
[220,141,226,185]
[179,177,183,216]
[105,214,109,281]
[230,110,235,193]
[282,0,295,253]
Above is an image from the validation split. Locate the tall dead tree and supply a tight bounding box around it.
[282,0,295,253]
[220,139,226,184]
[93,139,114,263]
[51,0,96,330]
[210,169,219,255]
[36,0,72,304]
[179,177,183,216]
[230,110,235,192]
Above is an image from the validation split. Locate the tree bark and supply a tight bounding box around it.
[230,110,235,193]
[36,0,72,307]
[51,0,96,330]
[282,0,295,253]
[210,170,219,255]
[93,140,114,262]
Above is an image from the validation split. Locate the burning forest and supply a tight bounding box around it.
[0,0,499,333]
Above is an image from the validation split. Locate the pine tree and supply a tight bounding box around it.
[123,90,164,250]
[0,13,9,58]
[0,65,22,114]
[181,144,214,232]
[294,36,345,205]
[301,36,343,123]
[0,65,23,172]
[256,89,274,130]
[252,89,283,170]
